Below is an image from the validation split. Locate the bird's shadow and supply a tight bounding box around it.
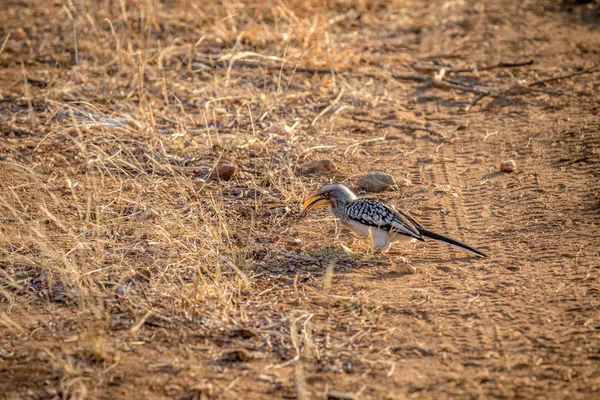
[367,255,483,281]
[251,246,484,282]
[252,246,390,278]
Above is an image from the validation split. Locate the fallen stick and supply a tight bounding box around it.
[528,65,599,86]
[464,92,488,112]
[311,87,345,126]
[390,73,430,82]
[412,59,534,73]
[432,68,506,95]
[351,115,446,140]
[195,55,585,102]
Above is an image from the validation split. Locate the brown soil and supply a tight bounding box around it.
[1,1,599,399]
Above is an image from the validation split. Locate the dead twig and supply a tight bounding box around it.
[0,33,10,56]
[311,87,344,126]
[412,59,534,73]
[198,54,585,106]
[194,56,334,75]
[344,135,387,156]
[432,69,501,95]
[528,65,599,87]
[515,82,576,98]
[465,92,488,112]
[351,115,446,140]
[390,73,430,82]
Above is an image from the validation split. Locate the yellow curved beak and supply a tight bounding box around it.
[301,194,331,217]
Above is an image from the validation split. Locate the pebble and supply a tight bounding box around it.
[500,159,517,172]
[219,349,251,362]
[391,257,416,274]
[63,178,73,190]
[433,184,452,194]
[13,27,26,40]
[299,159,337,174]
[209,163,238,180]
[356,172,398,193]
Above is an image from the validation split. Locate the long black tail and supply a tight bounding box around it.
[418,228,487,258]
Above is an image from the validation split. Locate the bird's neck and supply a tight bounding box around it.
[331,199,351,219]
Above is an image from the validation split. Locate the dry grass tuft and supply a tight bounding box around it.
[0,1,402,396]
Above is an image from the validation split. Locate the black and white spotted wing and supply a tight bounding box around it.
[344,200,423,240]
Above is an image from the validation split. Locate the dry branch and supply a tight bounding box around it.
[411,59,534,73]
[432,69,501,95]
[196,54,588,107]
[390,73,430,82]
[0,33,10,56]
[351,115,446,140]
[311,87,345,126]
[528,65,599,87]
[196,55,587,106]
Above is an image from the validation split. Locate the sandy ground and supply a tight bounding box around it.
[1,1,599,399]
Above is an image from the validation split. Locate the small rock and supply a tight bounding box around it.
[63,178,73,190]
[228,328,256,339]
[289,238,302,246]
[299,159,337,174]
[219,349,251,362]
[500,159,517,172]
[327,390,357,400]
[190,382,214,397]
[418,155,437,164]
[209,163,238,180]
[356,172,398,193]
[39,388,58,399]
[397,178,412,187]
[433,184,451,194]
[391,257,416,274]
[13,28,26,40]
[192,62,211,71]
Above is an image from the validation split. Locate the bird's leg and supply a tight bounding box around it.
[373,229,391,253]
[333,219,353,255]
[332,219,347,253]
[333,219,341,241]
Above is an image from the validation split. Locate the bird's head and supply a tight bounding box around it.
[301,183,357,217]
